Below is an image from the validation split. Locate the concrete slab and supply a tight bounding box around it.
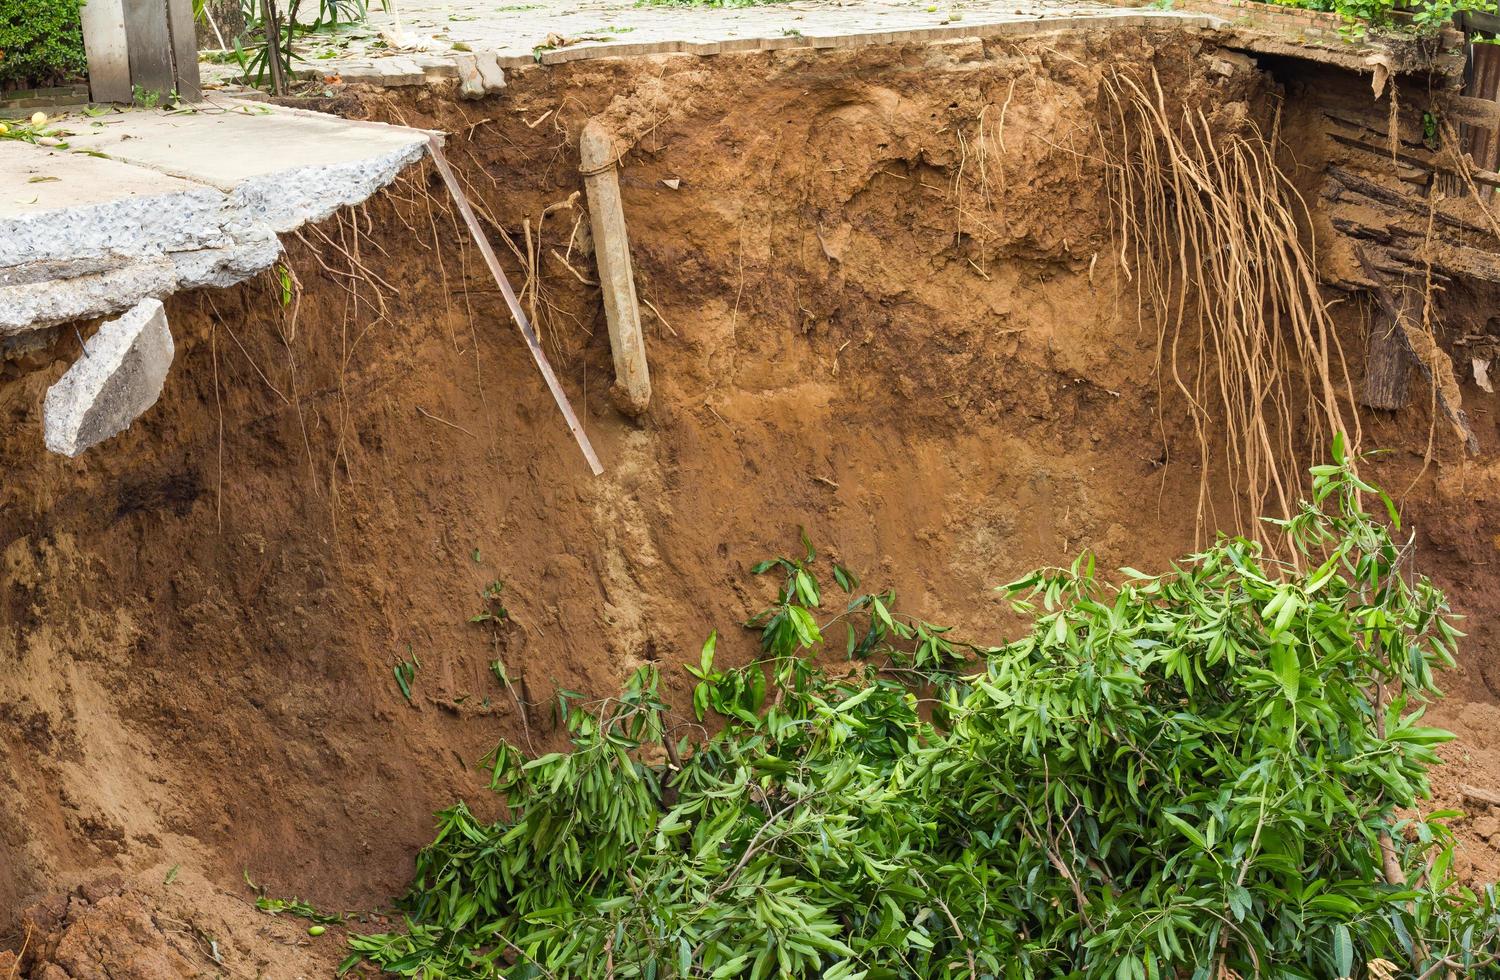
[43,298,175,457]
[2,101,435,334]
[0,141,229,270]
[205,0,1218,91]
[58,102,433,231]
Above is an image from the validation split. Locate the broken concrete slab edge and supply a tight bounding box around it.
[230,136,432,233]
[0,184,232,269]
[3,130,436,336]
[43,297,175,457]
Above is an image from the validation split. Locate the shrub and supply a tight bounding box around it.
[0,0,87,90]
[1264,0,1498,32]
[347,445,1500,978]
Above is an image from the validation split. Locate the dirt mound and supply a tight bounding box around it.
[2,25,1499,976]
[1,873,348,979]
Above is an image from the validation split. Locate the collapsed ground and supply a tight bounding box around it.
[4,24,1500,977]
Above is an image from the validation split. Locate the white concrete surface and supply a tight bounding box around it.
[56,103,434,231]
[199,0,1215,87]
[0,101,434,334]
[44,298,175,457]
[0,141,225,269]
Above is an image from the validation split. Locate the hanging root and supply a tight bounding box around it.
[1100,68,1360,549]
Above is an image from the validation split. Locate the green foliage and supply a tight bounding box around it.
[0,0,86,89]
[234,0,375,90]
[1261,0,1496,33]
[246,871,344,924]
[256,895,344,924]
[470,582,509,626]
[395,651,419,705]
[348,451,1500,978]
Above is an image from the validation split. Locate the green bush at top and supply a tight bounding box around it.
[0,0,87,89]
[345,441,1500,978]
[1264,0,1497,32]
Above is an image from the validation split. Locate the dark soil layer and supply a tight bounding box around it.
[2,27,1499,977]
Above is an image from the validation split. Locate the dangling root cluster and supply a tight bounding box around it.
[1100,69,1360,547]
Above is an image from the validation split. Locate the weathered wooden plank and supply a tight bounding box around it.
[80,0,133,103]
[1325,132,1500,189]
[124,0,175,98]
[1362,304,1412,410]
[1356,247,1480,454]
[1327,166,1491,234]
[1448,94,1500,130]
[166,0,201,101]
[1459,9,1500,36]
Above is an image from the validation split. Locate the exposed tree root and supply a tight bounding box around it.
[1100,68,1360,549]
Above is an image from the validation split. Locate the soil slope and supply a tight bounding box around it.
[3,28,1499,976]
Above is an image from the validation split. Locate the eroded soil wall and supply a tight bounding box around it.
[3,28,1500,977]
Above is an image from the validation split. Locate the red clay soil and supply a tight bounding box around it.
[2,27,1499,977]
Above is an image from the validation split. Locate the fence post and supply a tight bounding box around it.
[81,0,202,104]
[80,0,133,103]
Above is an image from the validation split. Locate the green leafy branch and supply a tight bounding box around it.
[345,452,1500,979]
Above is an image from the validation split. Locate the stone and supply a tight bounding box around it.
[0,142,229,270]
[1474,815,1500,841]
[454,53,485,98]
[43,298,175,457]
[0,258,179,334]
[1,101,431,337]
[475,50,507,93]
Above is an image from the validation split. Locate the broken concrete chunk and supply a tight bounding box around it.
[44,298,175,458]
[475,52,506,92]
[456,51,506,98]
[454,54,484,98]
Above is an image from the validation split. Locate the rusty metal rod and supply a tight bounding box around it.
[427,136,604,475]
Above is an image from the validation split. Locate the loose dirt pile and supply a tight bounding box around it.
[3,26,1500,977]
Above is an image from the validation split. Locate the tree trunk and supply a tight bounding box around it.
[195,0,245,49]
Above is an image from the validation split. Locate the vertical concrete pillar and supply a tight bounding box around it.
[579,119,651,417]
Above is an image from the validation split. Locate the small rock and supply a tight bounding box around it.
[1473,815,1500,840]
[78,875,125,904]
[474,51,506,93]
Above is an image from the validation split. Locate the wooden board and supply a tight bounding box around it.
[166,0,202,101]
[80,0,133,103]
[1362,308,1412,410]
[124,0,175,99]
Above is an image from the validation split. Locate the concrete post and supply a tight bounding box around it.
[579,119,652,417]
